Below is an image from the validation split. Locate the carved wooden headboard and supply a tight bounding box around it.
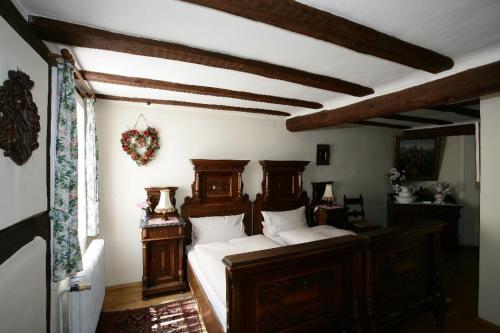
[181,159,252,242]
[253,160,310,235]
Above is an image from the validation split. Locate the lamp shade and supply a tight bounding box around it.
[155,189,175,214]
[322,184,335,202]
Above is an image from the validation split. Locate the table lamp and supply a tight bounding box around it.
[322,184,336,206]
[154,189,176,217]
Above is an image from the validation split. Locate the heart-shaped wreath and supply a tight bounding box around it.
[120,126,160,166]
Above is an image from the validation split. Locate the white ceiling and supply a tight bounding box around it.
[15,0,500,124]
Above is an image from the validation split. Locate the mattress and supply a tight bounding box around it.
[187,235,281,331]
[187,245,227,331]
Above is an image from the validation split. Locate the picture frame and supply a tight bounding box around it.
[394,136,441,181]
[316,144,331,165]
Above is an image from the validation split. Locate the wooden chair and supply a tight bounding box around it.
[343,195,381,232]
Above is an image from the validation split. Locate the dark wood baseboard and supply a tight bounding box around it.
[0,211,50,333]
[477,317,500,332]
[106,281,142,291]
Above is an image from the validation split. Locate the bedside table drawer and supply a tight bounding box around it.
[142,225,184,240]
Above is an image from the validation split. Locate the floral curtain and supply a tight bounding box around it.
[85,97,100,237]
[50,60,82,282]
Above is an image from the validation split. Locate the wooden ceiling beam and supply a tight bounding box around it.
[286,60,500,132]
[0,1,50,63]
[29,16,373,96]
[429,105,480,118]
[181,0,453,73]
[95,94,290,116]
[403,124,476,137]
[355,121,410,130]
[380,114,452,125]
[79,70,322,109]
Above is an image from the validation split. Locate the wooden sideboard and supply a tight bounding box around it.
[387,194,462,255]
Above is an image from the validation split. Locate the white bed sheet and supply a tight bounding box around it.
[187,246,228,331]
[187,235,281,331]
[278,225,356,245]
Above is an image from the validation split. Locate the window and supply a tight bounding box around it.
[76,97,87,253]
[75,95,100,254]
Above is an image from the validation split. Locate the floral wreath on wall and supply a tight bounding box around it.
[120,114,160,166]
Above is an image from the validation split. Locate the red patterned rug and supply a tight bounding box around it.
[96,297,202,333]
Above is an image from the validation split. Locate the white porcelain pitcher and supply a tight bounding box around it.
[434,182,452,194]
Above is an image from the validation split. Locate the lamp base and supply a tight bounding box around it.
[322,200,334,207]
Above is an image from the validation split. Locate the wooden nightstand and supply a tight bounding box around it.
[314,204,348,229]
[141,218,186,299]
[141,186,186,299]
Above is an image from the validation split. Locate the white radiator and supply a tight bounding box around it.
[60,239,105,333]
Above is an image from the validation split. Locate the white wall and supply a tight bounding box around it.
[0,15,49,333]
[0,16,48,229]
[478,93,500,327]
[96,100,397,286]
[411,136,480,246]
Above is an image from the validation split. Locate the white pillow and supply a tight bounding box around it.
[261,206,307,238]
[190,214,246,245]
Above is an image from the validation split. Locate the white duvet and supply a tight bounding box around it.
[278,225,356,245]
[193,235,281,305]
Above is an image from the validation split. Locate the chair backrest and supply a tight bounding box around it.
[343,195,366,221]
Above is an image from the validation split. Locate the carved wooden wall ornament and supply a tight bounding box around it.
[0,70,40,165]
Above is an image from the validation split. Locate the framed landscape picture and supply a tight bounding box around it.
[394,136,441,181]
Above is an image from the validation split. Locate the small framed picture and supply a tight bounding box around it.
[316,144,330,165]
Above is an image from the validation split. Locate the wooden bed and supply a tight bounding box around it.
[181,159,446,333]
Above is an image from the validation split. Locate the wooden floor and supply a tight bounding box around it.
[102,247,495,332]
[102,282,192,312]
[102,283,207,332]
[396,246,497,333]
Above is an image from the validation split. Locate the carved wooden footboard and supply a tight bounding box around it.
[362,220,446,332]
[221,220,446,333]
[223,235,367,333]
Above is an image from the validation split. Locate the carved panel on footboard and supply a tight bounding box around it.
[363,220,446,331]
[224,235,367,333]
[255,265,343,333]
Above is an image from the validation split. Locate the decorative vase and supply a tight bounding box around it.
[434,182,452,195]
[434,192,446,204]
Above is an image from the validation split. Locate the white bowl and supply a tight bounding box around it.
[395,195,417,204]
[398,191,414,198]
